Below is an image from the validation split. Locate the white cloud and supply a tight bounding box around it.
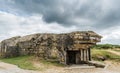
[0,11,77,41]
[100,26,120,44]
[0,11,120,45]
[0,0,120,44]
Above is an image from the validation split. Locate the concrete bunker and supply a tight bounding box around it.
[0,31,102,65]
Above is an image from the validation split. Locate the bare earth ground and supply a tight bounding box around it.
[0,50,120,73]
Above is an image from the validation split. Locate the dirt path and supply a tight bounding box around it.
[106,50,120,56]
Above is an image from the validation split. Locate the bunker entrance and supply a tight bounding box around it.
[67,51,79,64]
[66,49,91,65]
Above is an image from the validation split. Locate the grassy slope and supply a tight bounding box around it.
[0,47,120,70]
[0,56,37,70]
[114,50,120,52]
[92,49,120,61]
[0,55,64,70]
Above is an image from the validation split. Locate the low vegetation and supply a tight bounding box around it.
[0,56,37,70]
[114,49,120,52]
[92,44,120,49]
[92,49,120,62]
[91,44,120,62]
[0,44,120,70]
[0,55,64,70]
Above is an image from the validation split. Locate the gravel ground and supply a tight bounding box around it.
[0,61,120,73]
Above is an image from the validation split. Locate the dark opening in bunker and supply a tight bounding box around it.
[66,49,91,65]
[67,51,79,64]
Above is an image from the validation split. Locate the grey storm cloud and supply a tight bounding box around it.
[0,0,120,28]
[0,0,120,44]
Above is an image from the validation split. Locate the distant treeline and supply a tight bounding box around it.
[92,44,120,49]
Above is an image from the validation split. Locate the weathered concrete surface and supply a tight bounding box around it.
[87,61,106,68]
[0,31,102,64]
[0,36,21,58]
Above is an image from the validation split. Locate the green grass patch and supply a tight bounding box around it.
[92,49,120,61]
[0,56,65,70]
[114,50,120,52]
[40,59,65,67]
[0,56,37,70]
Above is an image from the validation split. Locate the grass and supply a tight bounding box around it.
[92,49,120,61]
[114,50,120,52]
[40,59,65,67]
[1,49,120,70]
[0,55,64,70]
[0,55,37,70]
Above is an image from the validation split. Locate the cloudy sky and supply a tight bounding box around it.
[0,0,120,44]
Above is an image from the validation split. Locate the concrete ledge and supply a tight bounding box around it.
[65,64,95,69]
[87,61,106,68]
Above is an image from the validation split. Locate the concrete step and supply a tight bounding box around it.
[87,61,106,68]
[65,64,95,69]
